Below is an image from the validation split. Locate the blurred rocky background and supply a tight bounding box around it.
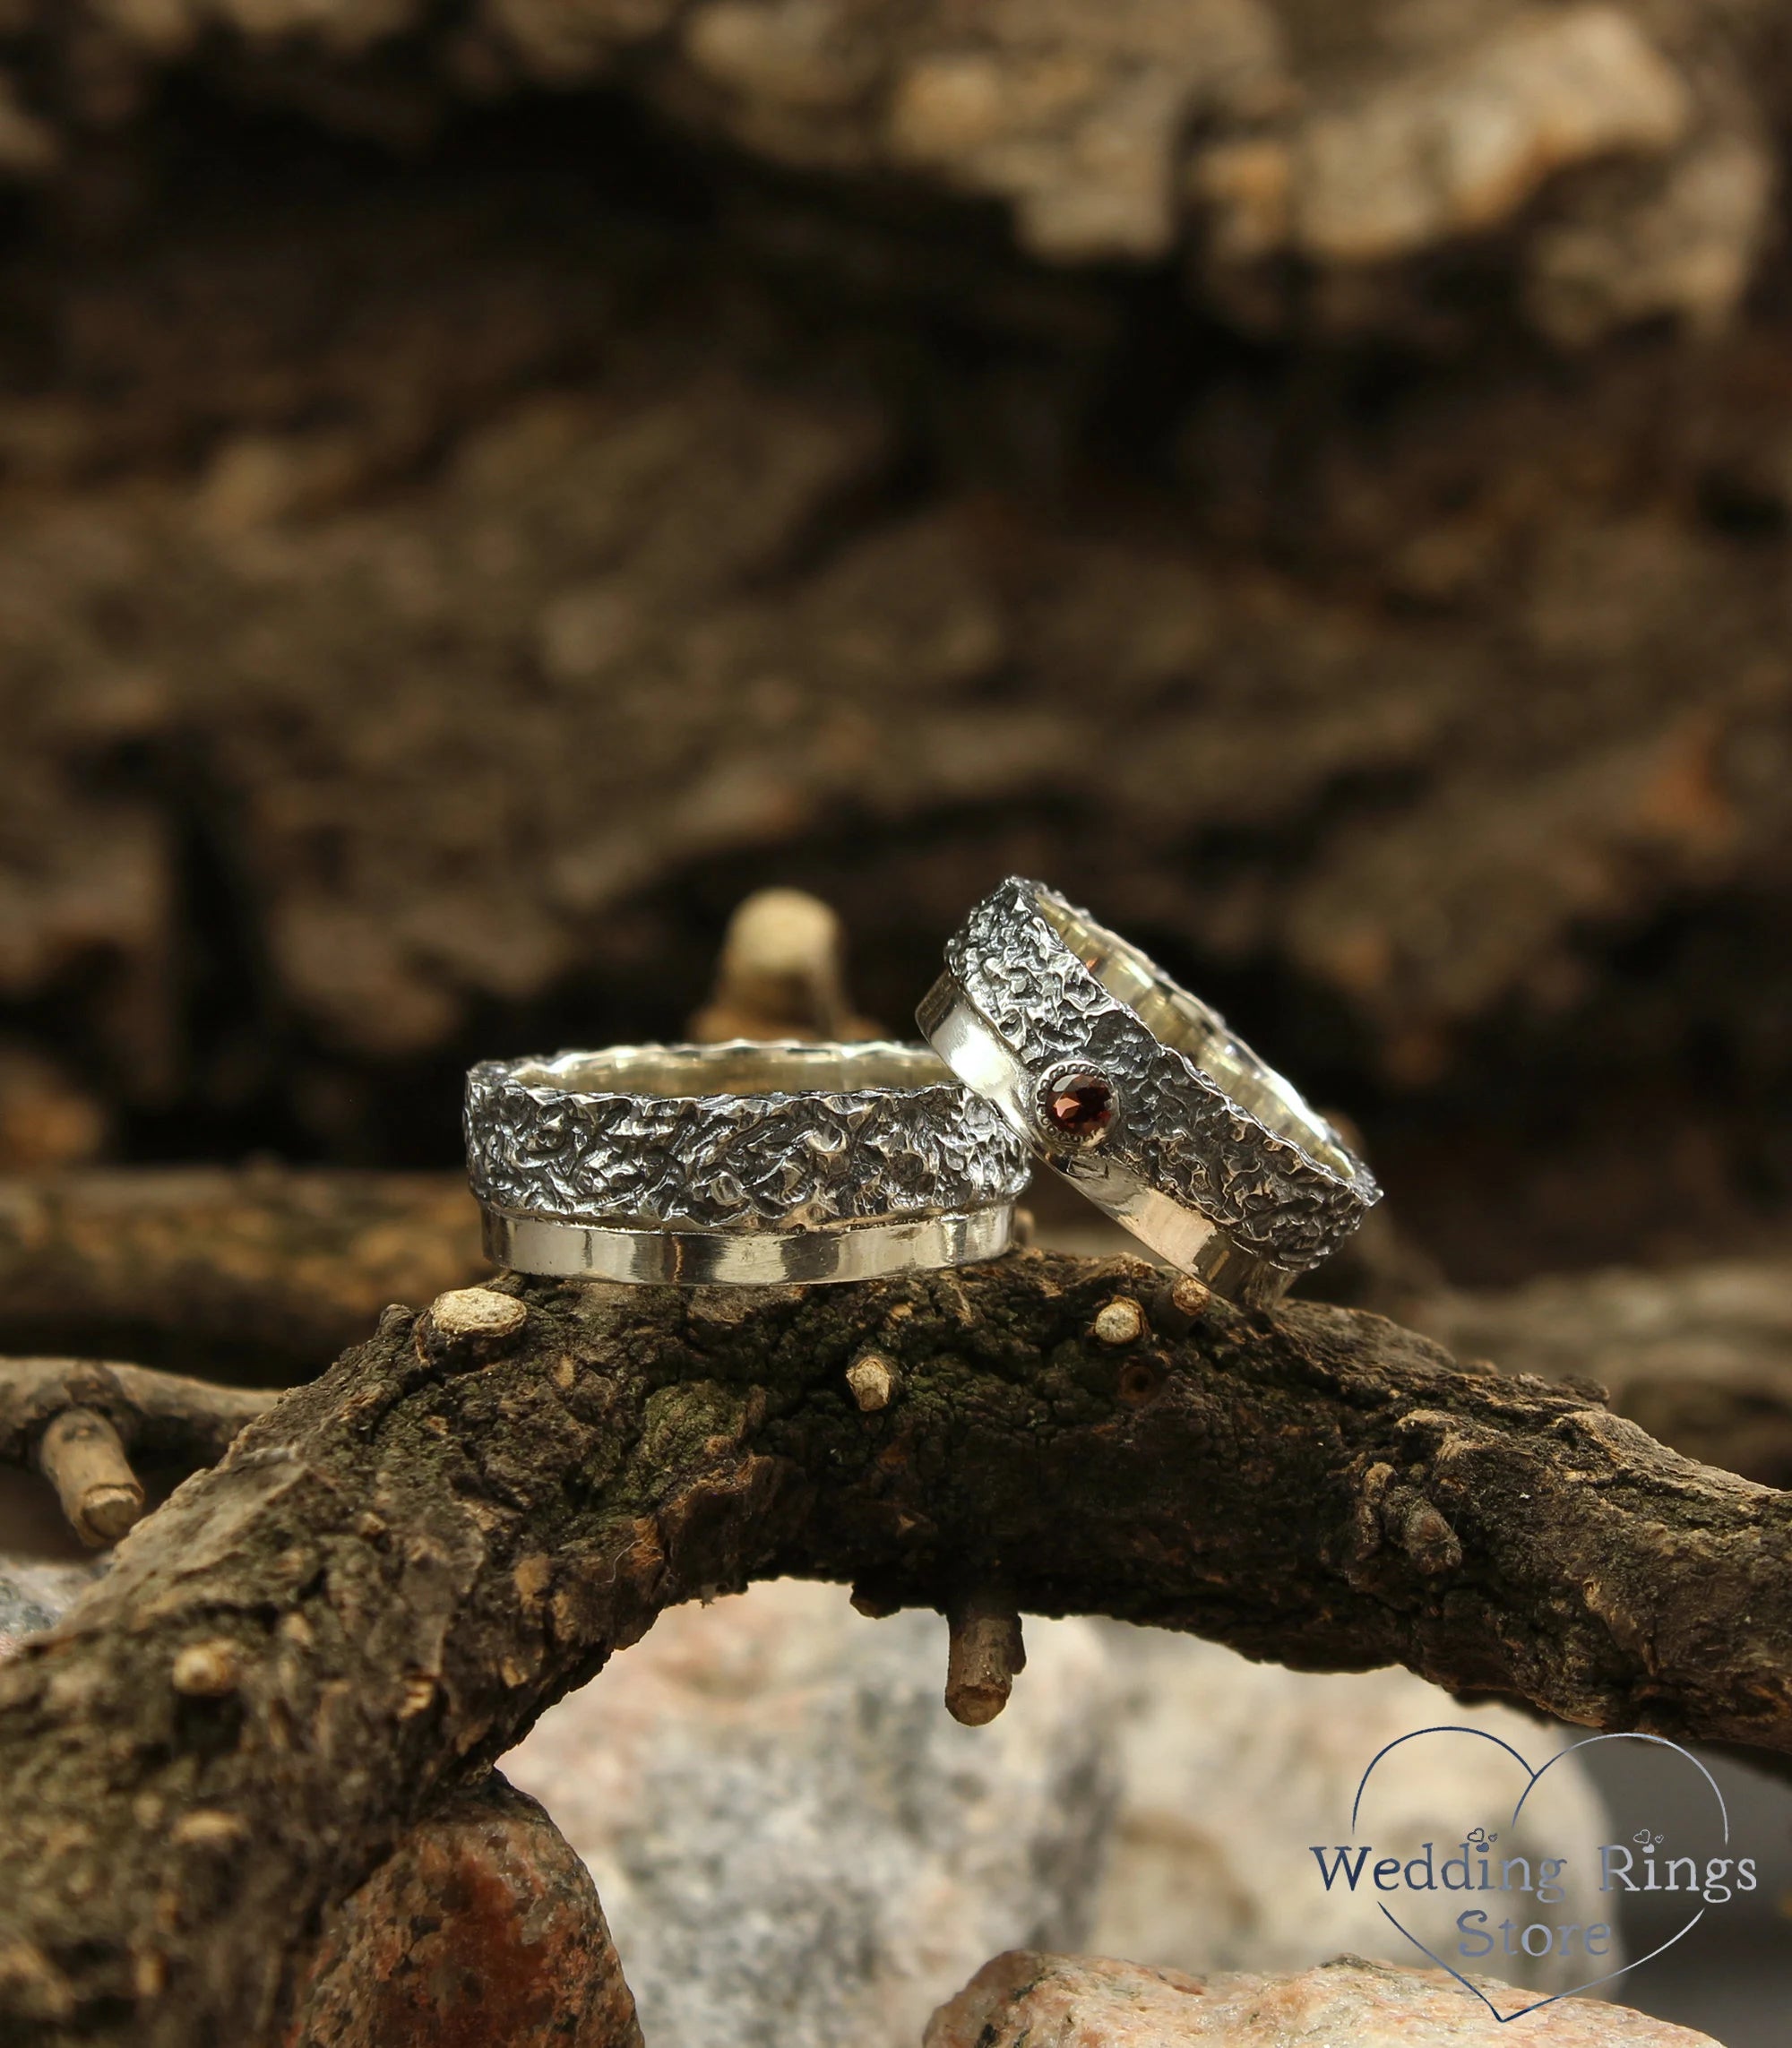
[499,1587,1626,2047]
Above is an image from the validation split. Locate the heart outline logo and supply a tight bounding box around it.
[1348,1725,1729,2023]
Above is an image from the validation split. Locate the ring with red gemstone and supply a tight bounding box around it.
[917,878,1380,1304]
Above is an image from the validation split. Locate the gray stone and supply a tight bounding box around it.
[502,1579,1119,2048]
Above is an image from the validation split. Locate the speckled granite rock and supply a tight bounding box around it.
[286,1775,642,2048]
[926,1952,1721,2046]
[502,1579,1119,2048]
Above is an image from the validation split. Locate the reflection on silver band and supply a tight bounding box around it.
[919,879,1379,1304]
[464,1038,1029,1286]
[484,1203,1016,1286]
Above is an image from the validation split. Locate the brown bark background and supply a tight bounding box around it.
[0,0,1787,1289]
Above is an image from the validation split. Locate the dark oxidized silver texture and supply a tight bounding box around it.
[918,879,1380,1303]
[465,1040,1030,1285]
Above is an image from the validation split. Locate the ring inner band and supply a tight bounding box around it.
[1032,892,1357,1181]
[506,1041,954,1099]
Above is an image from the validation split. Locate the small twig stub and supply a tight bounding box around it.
[38,1407,145,1549]
[944,1589,1027,1726]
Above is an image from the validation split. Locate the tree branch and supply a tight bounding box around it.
[1,1356,275,1545]
[0,1170,484,1381]
[1415,1255,1792,1487]
[1,1252,1788,2043]
[0,1356,274,1467]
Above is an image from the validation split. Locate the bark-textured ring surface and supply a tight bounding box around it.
[465,1042,1030,1229]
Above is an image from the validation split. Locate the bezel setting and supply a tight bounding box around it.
[1036,1061,1118,1148]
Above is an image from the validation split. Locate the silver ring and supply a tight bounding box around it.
[918,879,1379,1303]
[464,1040,1030,1286]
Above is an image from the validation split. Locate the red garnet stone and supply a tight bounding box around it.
[1045,1071,1115,1140]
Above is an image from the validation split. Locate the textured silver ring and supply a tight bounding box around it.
[918,878,1379,1303]
[465,1040,1030,1285]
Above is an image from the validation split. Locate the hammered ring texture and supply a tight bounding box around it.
[918,878,1380,1304]
[464,1039,1031,1285]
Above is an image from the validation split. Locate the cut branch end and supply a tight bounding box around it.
[944,1589,1026,1726]
[36,1406,144,1548]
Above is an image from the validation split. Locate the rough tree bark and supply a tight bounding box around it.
[2,1253,1790,2044]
